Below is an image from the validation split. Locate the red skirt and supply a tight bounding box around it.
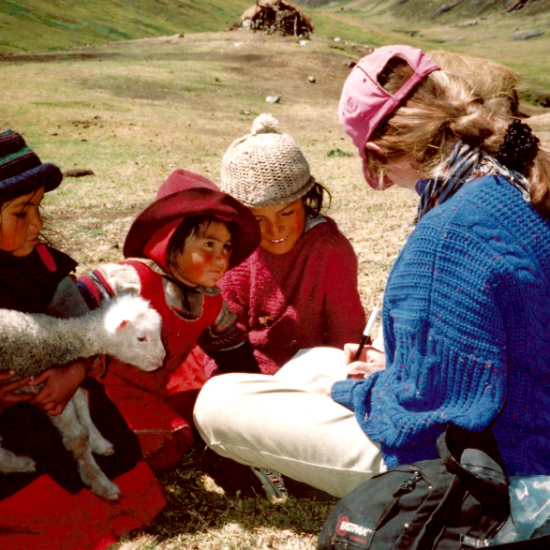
[0,460,166,550]
[103,346,207,471]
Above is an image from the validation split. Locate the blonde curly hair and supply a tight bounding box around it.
[365,58,550,218]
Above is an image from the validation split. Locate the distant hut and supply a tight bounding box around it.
[240,0,314,37]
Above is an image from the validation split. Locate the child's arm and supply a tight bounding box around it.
[198,301,260,373]
[217,269,250,331]
[77,264,142,310]
[322,238,366,348]
[46,275,89,318]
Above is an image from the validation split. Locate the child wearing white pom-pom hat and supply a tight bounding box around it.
[210,114,366,376]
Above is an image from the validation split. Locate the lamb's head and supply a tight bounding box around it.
[101,295,165,371]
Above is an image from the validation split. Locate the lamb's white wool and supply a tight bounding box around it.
[251,113,280,135]
[0,294,166,377]
[0,295,166,500]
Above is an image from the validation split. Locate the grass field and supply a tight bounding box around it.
[1,31,424,309]
[1,11,550,550]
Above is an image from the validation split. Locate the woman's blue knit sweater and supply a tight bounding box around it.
[332,173,550,475]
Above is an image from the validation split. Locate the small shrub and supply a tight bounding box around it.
[327,148,353,157]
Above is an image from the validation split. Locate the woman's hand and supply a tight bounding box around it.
[344,344,386,379]
[0,371,34,413]
[30,359,88,416]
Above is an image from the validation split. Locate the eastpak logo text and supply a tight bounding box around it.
[336,515,373,538]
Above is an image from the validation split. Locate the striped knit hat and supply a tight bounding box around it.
[0,128,63,204]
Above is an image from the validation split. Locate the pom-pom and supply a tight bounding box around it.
[251,113,280,135]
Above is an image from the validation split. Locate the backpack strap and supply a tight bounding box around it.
[438,425,511,547]
[437,425,509,500]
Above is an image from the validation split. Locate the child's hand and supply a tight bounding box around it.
[0,371,34,413]
[344,344,386,379]
[30,359,88,416]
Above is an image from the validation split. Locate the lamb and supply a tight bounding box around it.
[0,294,165,376]
[0,294,166,500]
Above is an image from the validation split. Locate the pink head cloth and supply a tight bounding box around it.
[123,169,261,270]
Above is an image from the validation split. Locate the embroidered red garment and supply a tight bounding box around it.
[100,260,222,469]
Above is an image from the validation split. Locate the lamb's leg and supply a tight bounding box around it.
[0,436,36,473]
[50,395,120,500]
[72,387,114,456]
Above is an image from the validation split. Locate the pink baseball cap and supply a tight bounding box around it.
[339,45,439,186]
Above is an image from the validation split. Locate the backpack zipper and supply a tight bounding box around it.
[393,471,422,496]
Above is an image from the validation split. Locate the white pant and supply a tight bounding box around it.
[194,348,386,498]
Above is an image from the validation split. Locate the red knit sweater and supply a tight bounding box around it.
[219,217,366,374]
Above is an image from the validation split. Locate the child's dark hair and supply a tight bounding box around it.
[302,182,331,218]
[166,215,237,278]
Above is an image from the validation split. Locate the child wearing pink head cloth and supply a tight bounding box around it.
[78,169,260,470]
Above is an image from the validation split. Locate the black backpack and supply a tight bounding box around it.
[318,425,550,550]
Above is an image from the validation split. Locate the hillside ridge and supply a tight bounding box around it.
[295,0,550,19]
[0,0,250,54]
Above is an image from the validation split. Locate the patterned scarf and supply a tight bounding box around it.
[416,141,531,222]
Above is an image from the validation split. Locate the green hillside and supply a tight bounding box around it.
[355,0,550,22]
[2,0,550,105]
[0,0,250,54]
[298,0,550,105]
[296,0,550,20]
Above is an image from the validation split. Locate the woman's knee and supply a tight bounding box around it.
[194,373,257,433]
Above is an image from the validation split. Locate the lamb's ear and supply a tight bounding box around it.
[116,319,129,331]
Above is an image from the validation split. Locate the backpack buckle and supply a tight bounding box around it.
[460,534,493,547]
[393,471,422,497]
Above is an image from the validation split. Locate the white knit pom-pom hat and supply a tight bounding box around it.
[221,114,315,209]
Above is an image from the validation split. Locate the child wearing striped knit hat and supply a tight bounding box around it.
[0,127,165,550]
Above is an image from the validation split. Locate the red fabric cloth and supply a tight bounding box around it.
[217,217,366,374]
[0,461,166,550]
[101,260,222,469]
[123,169,261,270]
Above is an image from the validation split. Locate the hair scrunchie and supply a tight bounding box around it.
[493,119,540,175]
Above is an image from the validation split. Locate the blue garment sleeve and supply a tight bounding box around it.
[331,379,363,411]
[357,189,517,468]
